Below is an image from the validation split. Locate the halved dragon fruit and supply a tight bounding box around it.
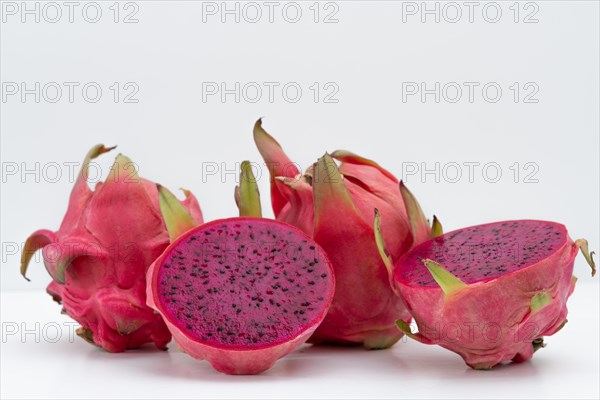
[146,162,335,374]
[376,217,596,369]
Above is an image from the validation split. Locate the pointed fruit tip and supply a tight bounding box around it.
[274,175,309,191]
[395,319,412,335]
[158,185,197,241]
[237,160,262,218]
[115,152,132,162]
[314,153,354,204]
[107,153,140,184]
[431,215,443,238]
[253,118,283,150]
[422,258,466,296]
[78,145,117,183]
[575,239,596,277]
[313,153,364,229]
[395,320,424,343]
[315,153,339,178]
[400,181,431,246]
[76,327,95,345]
[556,319,568,333]
[20,230,55,282]
[331,150,397,181]
[530,291,552,313]
[330,149,349,158]
[374,208,393,276]
[89,144,116,158]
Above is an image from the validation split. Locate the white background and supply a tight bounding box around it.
[1,1,599,399]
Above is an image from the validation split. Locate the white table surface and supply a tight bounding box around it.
[1,284,598,399]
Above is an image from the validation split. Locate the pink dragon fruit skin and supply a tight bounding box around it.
[253,119,436,349]
[20,144,203,352]
[377,219,597,369]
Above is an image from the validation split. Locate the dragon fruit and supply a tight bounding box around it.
[20,144,203,352]
[146,162,335,374]
[375,217,596,369]
[253,119,438,348]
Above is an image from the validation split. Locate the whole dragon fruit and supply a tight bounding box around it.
[20,145,203,352]
[146,162,335,374]
[375,217,596,369]
[253,119,439,348]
